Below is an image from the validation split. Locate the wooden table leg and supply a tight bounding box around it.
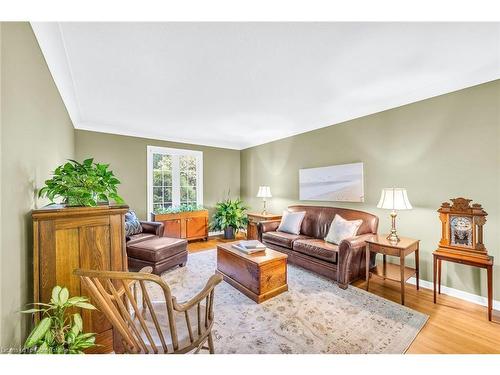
[400,253,405,305]
[487,265,493,321]
[365,244,370,291]
[438,258,442,294]
[433,254,437,304]
[415,244,419,290]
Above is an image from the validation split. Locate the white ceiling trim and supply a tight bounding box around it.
[76,121,242,150]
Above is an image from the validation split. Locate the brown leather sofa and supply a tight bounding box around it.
[126,221,188,275]
[258,205,378,288]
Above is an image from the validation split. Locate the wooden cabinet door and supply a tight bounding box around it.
[164,219,182,238]
[186,216,207,239]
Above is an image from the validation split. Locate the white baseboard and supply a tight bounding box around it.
[407,277,500,310]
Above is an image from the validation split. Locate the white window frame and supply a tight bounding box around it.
[147,145,203,220]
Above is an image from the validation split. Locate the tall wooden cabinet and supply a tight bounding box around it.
[32,204,129,353]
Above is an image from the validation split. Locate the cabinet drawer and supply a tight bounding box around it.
[368,244,400,257]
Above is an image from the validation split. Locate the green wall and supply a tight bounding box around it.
[75,130,241,220]
[241,80,500,300]
[0,22,75,348]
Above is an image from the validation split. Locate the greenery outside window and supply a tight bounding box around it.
[147,146,203,218]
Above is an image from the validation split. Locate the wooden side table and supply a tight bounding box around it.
[246,212,282,240]
[433,250,494,321]
[365,235,420,305]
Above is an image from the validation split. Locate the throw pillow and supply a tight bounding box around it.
[324,214,362,245]
[125,210,143,236]
[277,210,306,235]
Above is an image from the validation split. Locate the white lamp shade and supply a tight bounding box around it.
[377,188,412,210]
[257,186,272,198]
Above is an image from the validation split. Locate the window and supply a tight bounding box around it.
[147,146,203,218]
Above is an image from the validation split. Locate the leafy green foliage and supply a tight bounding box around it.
[22,286,97,354]
[210,197,248,232]
[154,203,205,214]
[38,158,125,207]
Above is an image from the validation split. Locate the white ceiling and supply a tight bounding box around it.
[32,22,500,150]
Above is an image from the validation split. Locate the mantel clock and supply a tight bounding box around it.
[437,197,489,260]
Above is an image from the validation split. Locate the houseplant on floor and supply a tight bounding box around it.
[22,286,97,354]
[38,158,125,206]
[210,197,248,239]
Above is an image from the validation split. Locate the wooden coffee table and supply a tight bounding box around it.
[216,242,288,303]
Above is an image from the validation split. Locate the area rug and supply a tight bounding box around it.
[152,249,428,354]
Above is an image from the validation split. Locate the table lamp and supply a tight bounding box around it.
[377,188,412,243]
[256,186,272,215]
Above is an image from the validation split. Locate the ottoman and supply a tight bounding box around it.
[127,237,188,275]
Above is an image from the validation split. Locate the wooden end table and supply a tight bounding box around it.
[246,212,282,240]
[433,250,494,321]
[365,235,420,305]
[216,242,288,303]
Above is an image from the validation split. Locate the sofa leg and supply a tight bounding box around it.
[179,262,186,267]
[338,282,348,290]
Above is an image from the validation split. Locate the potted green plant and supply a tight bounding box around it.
[38,158,125,207]
[210,198,248,239]
[22,286,97,354]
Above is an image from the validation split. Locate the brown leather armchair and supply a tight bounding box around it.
[258,205,378,288]
[126,221,188,275]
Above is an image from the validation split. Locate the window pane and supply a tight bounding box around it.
[153,187,163,204]
[153,153,162,170]
[180,155,197,174]
[188,187,197,201]
[180,187,189,201]
[187,173,196,187]
[153,170,163,187]
[180,173,188,187]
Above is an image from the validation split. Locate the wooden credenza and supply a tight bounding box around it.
[32,204,129,353]
[152,209,208,241]
[246,212,282,240]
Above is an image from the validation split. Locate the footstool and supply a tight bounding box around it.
[127,237,188,275]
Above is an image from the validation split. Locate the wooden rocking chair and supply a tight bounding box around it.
[74,267,223,354]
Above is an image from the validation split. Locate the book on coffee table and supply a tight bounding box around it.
[231,240,266,254]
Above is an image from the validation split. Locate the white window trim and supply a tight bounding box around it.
[147,145,203,220]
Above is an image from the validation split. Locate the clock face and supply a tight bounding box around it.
[450,216,473,248]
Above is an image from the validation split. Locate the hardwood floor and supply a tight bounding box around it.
[188,236,500,354]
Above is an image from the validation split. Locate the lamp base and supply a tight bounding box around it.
[261,199,267,216]
[386,231,400,243]
[386,210,400,243]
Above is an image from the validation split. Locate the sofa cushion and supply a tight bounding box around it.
[293,238,338,263]
[124,210,143,236]
[262,231,310,249]
[127,233,156,245]
[324,214,362,245]
[127,237,187,262]
[277,210,306,235]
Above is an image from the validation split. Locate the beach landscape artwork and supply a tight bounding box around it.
[299,162,364,202]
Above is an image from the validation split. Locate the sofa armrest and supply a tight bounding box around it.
[140,221,164,236]
[257,220,281,241]
[337,233,376,288]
